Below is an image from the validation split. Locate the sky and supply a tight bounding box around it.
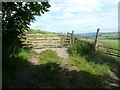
[29,0,119,34]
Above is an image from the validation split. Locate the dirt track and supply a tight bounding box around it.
[9,48,120,88]
[9,48,80,88]
[33,47,68,59]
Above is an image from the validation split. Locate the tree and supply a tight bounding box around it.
[2,2,51,52]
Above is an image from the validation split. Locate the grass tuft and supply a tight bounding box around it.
[67,43,118,87]
[39,50,61,64]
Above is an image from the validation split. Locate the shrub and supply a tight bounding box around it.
[67,44,77,55]
[68,42,94,56]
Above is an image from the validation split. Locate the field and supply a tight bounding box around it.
[77,37,119,49]
[98,39,119,49]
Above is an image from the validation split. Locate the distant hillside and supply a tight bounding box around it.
[100,32,120,39]
[75,32,119,38]
[75,32,108,38]
[24,29,54,34]
[101,32,119,37]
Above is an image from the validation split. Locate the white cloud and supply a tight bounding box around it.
[29,0,118,33]
[29,22,53,30]
[56,13,74,19]
[63,0,102,12]
[64,7,93,13]
[99,0,119,6]
[49,2,63,12]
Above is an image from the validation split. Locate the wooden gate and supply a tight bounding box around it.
[21,32,72,48]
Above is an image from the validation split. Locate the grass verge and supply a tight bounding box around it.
[67,43,119,88]
[2,47,35,88]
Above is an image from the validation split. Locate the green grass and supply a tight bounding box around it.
[33,50,64,87]
[67,43,119,87]
[97,39,119,56]
[38,50,61,64]
[2,47,35,88]
[98,39,119,49]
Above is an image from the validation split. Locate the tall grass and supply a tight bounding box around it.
[68,42,94,55]
[67,43,118,87]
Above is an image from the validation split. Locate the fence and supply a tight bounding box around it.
[21,29,120,57]
[68,28,120,57]
[21,31,74,48]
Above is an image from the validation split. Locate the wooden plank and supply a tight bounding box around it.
[22,40,61,43]
[25,37,60,39]
[22,45,60,47]
[21,38,61,41]
[97,50,120,57]
[97,45,120,51]
[25,34,59,36]
[23,46,60,48]
[22,44,61,47]
[21,39,61,41]
[64,43,69,44]
[31,46,62,49]
[22,42,61,45]
[22,35,60,38]
[97,49,119,55]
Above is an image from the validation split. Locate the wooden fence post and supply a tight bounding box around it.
[94,28,100,52]
[64,33,66,46]
[69,33,72,45]
[72,31,74,44]
[60,33,63,47]
[86,37,87,42]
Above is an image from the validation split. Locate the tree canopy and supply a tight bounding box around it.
[2,2,51,51]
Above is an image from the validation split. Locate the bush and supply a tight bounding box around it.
[68,42,94,56]
[67,44,77,55]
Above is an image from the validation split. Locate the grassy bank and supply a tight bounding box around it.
[2,47,35,88]
[67,43,119,88]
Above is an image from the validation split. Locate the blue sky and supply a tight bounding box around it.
[29,0,119,34]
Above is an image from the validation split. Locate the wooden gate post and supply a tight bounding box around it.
[60,33,63,47]
[94,28,100,52]
[86,37,87,42]
[64,33,66,46]
[72,31,74,44]
[69,33,72,45]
